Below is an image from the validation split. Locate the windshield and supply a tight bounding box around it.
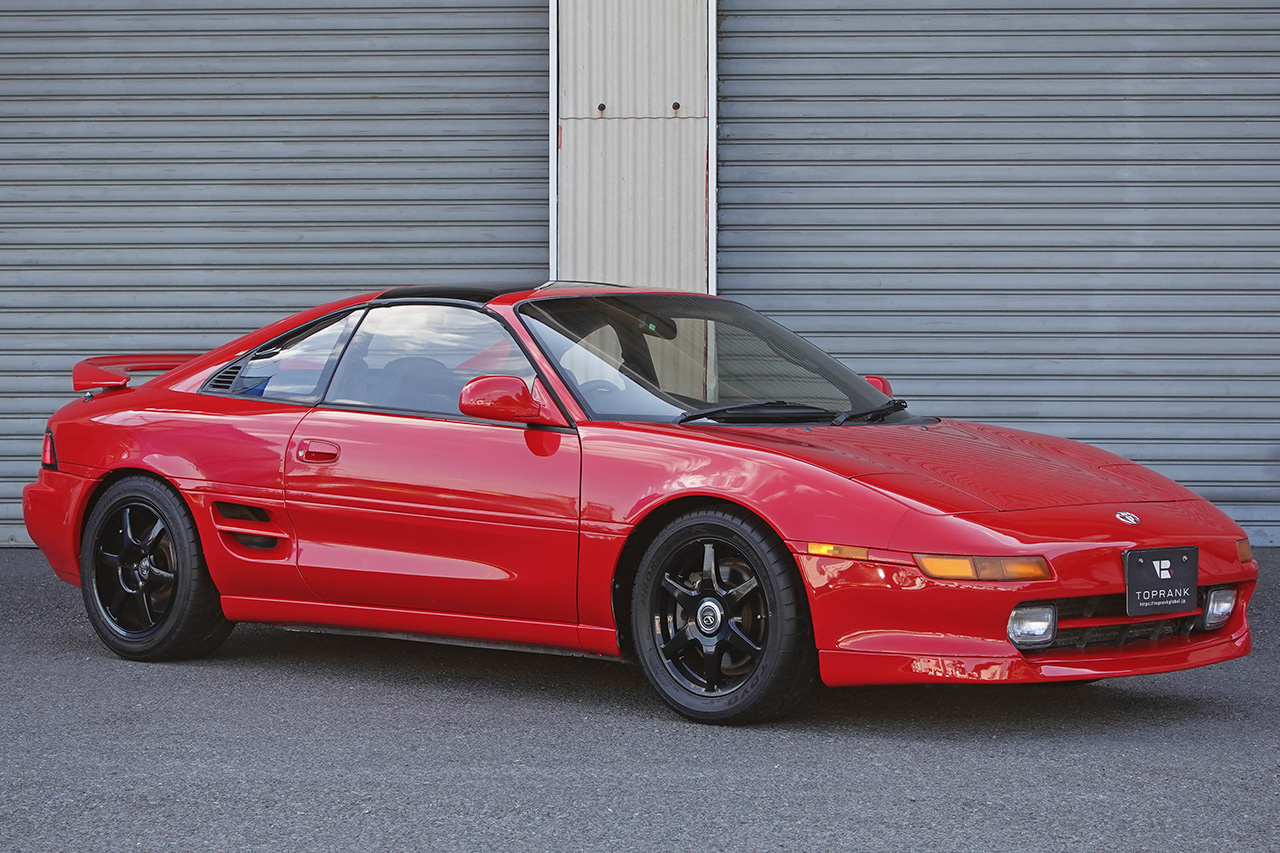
[519,293,905,424]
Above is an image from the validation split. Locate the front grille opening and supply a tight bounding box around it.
[1027,588,1218,653]
[1052,615,1198,650]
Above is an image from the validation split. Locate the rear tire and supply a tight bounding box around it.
[80,476,233,661]
[630,508,817,724]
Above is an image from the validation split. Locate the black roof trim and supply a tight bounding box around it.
[377,282,536,304]
[533,280,632,291]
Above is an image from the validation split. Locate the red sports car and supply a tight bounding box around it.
[23,283,1257,723]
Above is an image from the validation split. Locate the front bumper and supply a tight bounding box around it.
[792,533,1256,688]
[817,602,1252,686]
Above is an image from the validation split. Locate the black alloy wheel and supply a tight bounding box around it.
[80,476,233,661]
[92,499,177,637]
[653,540,766,696]
[632,508,817,723]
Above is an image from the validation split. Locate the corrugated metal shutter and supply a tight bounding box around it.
[717,1,1280,545]
[1,1,549,544]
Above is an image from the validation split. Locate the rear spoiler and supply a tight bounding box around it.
[72,354,200,392]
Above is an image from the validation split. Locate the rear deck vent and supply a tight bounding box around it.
[205,364,242,392]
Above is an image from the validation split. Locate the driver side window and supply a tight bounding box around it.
[325,304,535,417]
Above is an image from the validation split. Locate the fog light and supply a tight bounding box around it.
[1007,604,1057,650]
[1203,587,1237,631]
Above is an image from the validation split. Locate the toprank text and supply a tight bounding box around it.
[1136,588,1192,601]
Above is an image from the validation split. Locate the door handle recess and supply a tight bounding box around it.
[297,439,340,464]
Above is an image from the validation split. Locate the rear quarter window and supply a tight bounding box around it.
[204,311,360,404]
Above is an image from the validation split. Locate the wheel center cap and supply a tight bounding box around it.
[118,563,144,595]
[696,599,725,635]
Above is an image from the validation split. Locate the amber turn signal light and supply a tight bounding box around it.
[807,543,869,560]
[915,554,1052,581]
[1237,539,1254,564]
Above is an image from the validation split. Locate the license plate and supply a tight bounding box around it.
[1123,546,1198,617]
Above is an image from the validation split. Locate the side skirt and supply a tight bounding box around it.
[222,596,624,660]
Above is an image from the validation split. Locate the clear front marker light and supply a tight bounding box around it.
[1007,604,1057,650]
[1204,587,1237,631]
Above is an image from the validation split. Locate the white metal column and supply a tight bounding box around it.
[555,0,711,292]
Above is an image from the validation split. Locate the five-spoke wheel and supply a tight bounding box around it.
[80,476,232,660]
[632,508,817,723]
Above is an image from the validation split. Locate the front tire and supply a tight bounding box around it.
[631,508,817,724]
[80,476,233,661]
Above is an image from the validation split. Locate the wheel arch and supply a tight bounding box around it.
[610,494,804,660]
[77,466,234,660]
[78,467,194,562]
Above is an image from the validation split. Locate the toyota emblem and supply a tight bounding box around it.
[1115,511,1141,525]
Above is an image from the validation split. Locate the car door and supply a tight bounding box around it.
[283,302,582,625]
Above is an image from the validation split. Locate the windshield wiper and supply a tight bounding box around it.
[832,399,908,426]
[676,400,829,425]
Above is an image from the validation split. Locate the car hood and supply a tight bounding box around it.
[705,419,1198,514]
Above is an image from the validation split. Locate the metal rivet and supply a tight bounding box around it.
[597,103,606,112]
[672,101,680,111]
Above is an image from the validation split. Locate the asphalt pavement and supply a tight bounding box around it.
[1,546,1275,853]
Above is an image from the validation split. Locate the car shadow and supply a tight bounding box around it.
[211,622,663,711]
[208,623,1242,735]
[795,677,1241,738]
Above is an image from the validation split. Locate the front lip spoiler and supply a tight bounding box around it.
[817,620,1251,687]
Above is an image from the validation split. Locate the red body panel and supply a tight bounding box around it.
[22,467,96,584]
[40,385,321,600]
[572,422,914,632]
[22,286,1257,686]
[283,408,580,623]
